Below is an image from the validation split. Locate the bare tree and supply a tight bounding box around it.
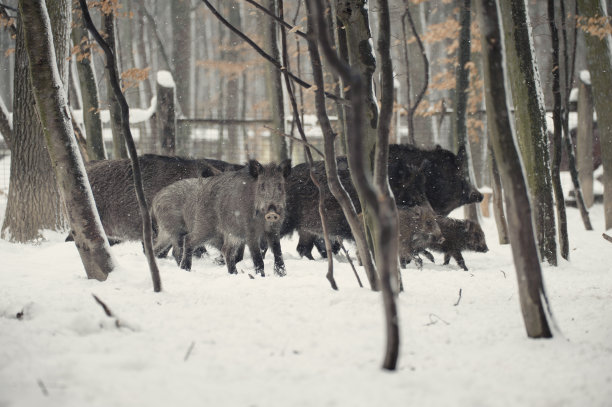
[2,0,70,242]
[476,0,553,338]
[172,0,192,117]
[72,6,106,160]
[18,0,113,281]
[577,0,612,230]
[79,0,161,292]
[547,0,569,260]
[101,4,127,159]
[499,0,557,266]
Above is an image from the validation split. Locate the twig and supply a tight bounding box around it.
[92,294,114,317]
[425,313,450,326]
[339,242,363,288]
[603,233,612,244]
[243,0,307,38]
[453,288,462,306]
[199,0,346,105]
[184,341,195,361]
[263,125,324,158]
[92,294,135,330]
[37,379,49,396]
[500,270,507,279]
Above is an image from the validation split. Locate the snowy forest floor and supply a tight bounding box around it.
[0,172,611,407]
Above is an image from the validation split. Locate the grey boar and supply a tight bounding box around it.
[426,217,489,271]
[151,159,291,276]
[78,154,242,243]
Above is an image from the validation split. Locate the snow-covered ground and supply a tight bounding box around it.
[0,169,611,407]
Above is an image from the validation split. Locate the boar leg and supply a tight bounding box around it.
[451,251,468,271]
[222,242,239,275]
[247,239,265,277]
[266,233,286,277]
[421,250,435,263]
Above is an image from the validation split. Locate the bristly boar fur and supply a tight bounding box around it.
[151,159,291,276]
[426,217,488,271]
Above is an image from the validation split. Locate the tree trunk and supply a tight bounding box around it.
[102,9,127,159]
[577,79,594,207]
[262,0,287,162]
[171,0,191,117]
[452,0,480,224]
[548,0,570,261]
[0,95,12,148]
[336,0,379,259]
[157,71,176,156]
[2,0,70,242]
[577,0,612,230]
[72,8,106,160]
[489,146,509,245]
[499,0,557,266]
[476,0,553,338]
[18,0,114,281]
[225,0,242,163]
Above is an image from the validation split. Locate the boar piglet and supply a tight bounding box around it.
[397,204,443,269]
[151,159,291,276]
[426,217,488,271]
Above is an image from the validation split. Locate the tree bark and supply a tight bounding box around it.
[577,79,594,207]
[548,0,570,260]
[476,0,552,338]
[171,0,191,117]
[499,0,557,266]
[262,0,287,162]
[225,0,242,163]
[0,95,12,148]
[489,146,509,245]
[19,0,113,281]
[72,7,106,160]
[2,0,70,242]
[577,0,612,230]
[102,9,127,159]
[157,71,176,156]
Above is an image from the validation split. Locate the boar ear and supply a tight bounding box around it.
[248,160,264,178]
[280,159,292,178]
[464,220,472,232]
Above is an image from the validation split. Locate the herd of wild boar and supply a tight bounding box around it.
[73,144,489,275]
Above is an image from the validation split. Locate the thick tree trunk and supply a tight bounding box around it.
[499,0,557,266]
[2,0,70,242]
[476,0,552,338]
[577,0,612,230]
[18,0,113,281]
[102,10,127,159]
[72,9,106,160]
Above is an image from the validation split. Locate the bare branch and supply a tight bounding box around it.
[263,125,324,158]
[603,233,612,244]
[339,242,363,288]
[199,0,347,105]
[243,0,307,38]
